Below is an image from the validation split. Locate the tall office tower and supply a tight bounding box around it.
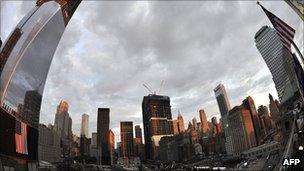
[134,125,144,158]
[80,114,89,138]
[228,106,256,155]
[199,109,209,135]
[80,135,91,156]
[257,105,272,134]
[214,83,232,154]
[0,0,81,110]
[208,121,213,131]
[68,117,72,138]
[255,26,298,103]
[214,84,231,119]
[242,96,261,145]
[22,90,42,128]
[192,117,198,131]
[70,134,80,157]
[269,94,281,129]
[38,124,61,163]
[211,117,221,135]
[177,112,185,133]
[90,132,98,161]
[120,121,134,158]
[53,101,72,156]
[197,122,202,133]
[97,108,110,165]
[135,125,143,143]
[142,94,173,160]
[172,119,179,135]
[107,129,115,165]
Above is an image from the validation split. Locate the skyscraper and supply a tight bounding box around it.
[192,117,198,131]
[172,120,179,135]
[214,84,231,119]
[81,114,89,138]
[54,101,71,136]
[107,129,115,165]
[22,90,42,128]
[53,101,72,157]
[211,117,221,136]
[199,109,209,135]
[80,135,90,156]
[242,96,261,145]
[134,125,145,160]
[90,132,98,161]
[177,112,185,133]
[0,0,81,115]
[142,94,173,160]
[0,0,81,166]
[38,124,61,163]
[255,26,298,103]
[269,94,281,129]
[228,106,256,155]
[120,121,134,158]
[197,122,202,133]
[257,105,272,134]
[135,125,143,143]
[97,108,110,165]
[214,83,232,154]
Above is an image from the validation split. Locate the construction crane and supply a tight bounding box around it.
[143,80,165,95]
[143,84,154,94]
[158,80,164,94]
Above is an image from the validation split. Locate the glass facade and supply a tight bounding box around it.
[0,1,80,128]
[0,0,81,162]
[0,2,64,127]
[255,25,298,102]
[97,108,111,165]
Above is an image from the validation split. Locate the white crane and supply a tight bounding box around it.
[143,80,165,95]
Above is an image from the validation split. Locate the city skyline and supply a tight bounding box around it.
[1,1,303,142]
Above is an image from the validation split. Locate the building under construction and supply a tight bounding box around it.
[142,94,173,160]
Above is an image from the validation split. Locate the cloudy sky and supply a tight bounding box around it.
[1,1,303,142]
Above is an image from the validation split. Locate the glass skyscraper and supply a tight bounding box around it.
[97,108,111,165]
[214,84,231,118]
[214,83,233,154]
[255,25,298,103]
[0,0,81,126]
[0,0,81,168]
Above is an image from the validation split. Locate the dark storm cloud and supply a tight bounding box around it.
[4,1,302,139]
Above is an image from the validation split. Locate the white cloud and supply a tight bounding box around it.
[1,1,302,143]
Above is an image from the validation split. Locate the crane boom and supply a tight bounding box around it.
[143,84,154,94]
[158,80,164,94]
